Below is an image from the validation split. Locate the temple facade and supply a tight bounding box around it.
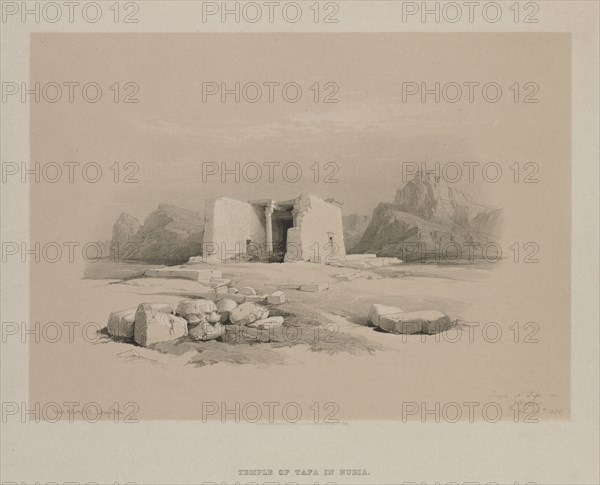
[202,193,346,263]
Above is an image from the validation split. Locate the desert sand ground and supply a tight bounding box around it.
[28,259,568,421]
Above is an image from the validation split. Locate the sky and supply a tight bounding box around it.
[29,33,570,240]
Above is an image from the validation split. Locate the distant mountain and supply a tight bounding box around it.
[112,212,140,249]
[354,172,503,261]
[342,214,372,253]
[110,204,204,264]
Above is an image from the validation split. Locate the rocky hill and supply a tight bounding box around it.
[112,212,141,248]
[353,172,503,261]
[110,204,204,264]
[342,213,372,253]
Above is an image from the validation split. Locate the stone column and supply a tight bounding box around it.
[264,201,276,258]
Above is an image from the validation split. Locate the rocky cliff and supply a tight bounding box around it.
[342,214,372,253]
[354,172,503,261]
[110,204,204,264]
[112,212,141,248]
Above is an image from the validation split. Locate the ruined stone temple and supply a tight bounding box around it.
[202,193,346,263]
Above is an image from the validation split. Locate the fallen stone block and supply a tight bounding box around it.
[206,311,221,324]
[186,314,206,325]
[228,287,239,294]
[134,304,188,346]
[378,310,450,335]
[246,294,267,303]
[300,282,329,292]
[145,268,222,281]
[108,303,174,339]
[149,303,175,314]
[215,285,229,294]
[240,286,257,295]
[248,316,284,329]
[267,290,286,304]
[107,309,136,338]
[229,302,269,326]
[176,299,217,320]
[421,313,452,334]
[189,321,225,341]
[279,283,300,290]
[217,298,238,323]
[368,304,406,327]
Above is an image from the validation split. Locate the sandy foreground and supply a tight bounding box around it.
[28,259,569,421]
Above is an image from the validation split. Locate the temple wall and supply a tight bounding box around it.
[285,194,346,263]
[202,197,266,262]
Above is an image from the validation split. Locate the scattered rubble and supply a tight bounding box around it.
[267,290,285,304]
[248,316,285,329]
[144,265,291,311]
[176,299,217,321]
[145,268,221,281]
[229,302,269,326]
[223,293,246,303]
[105,265,454,354]
[216,299,238,323]
[173,299,226,341]
[206,312,221,324]
[189,321,225,341]
[198,279,231,289]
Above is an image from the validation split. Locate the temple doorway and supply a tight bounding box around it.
[271,209,294,262]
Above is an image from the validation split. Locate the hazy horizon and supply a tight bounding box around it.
[30,32,569,241]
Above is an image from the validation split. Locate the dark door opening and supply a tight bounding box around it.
[272,211,294,262]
